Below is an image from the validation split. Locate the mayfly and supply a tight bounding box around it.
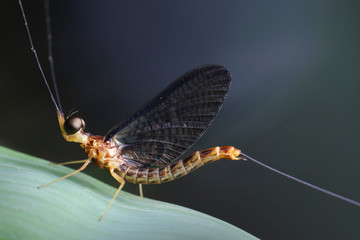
[19,0,360,221]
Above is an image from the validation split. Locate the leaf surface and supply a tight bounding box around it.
[0,146,258,240]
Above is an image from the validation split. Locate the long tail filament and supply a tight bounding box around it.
[241,153,360,207]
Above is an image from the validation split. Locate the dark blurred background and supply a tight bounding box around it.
[2,0,360,239]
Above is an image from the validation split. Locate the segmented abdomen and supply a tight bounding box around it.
[117,146,242,184]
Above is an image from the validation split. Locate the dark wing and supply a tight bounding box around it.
[104,65,231,168]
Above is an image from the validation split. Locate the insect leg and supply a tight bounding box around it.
[49,159,88,166]
[99,168,125,221]
[139,184,143,197]
[37,159,91,189]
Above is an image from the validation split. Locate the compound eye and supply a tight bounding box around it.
[64,116,85,135]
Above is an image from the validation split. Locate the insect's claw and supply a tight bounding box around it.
[231,154,247,161]
[230,148,243,160]
[238,155,248,161]
[232,155,246,160]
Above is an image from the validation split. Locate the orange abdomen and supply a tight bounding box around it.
[116,146,242,184]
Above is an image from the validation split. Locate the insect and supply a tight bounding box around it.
[19,0,360,221]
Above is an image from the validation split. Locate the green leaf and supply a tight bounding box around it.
[0,146,258,240]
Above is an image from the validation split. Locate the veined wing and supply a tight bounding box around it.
[104,65,231,168]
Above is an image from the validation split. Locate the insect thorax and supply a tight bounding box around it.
[82,135,124,170]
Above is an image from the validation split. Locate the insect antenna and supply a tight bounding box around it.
[18,0,62,113]
[241,153,360,207]
[44,0,63,113]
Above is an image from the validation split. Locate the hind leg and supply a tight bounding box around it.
[139,184,144,197]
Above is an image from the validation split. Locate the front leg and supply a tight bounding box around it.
[38,159,91,189]
[49,159,89,165]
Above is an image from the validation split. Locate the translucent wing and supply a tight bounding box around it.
[104,65,231,168]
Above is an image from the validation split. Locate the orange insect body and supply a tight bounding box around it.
[57,110,242,186]
[119,145,241,185]
[53,107,243,221]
